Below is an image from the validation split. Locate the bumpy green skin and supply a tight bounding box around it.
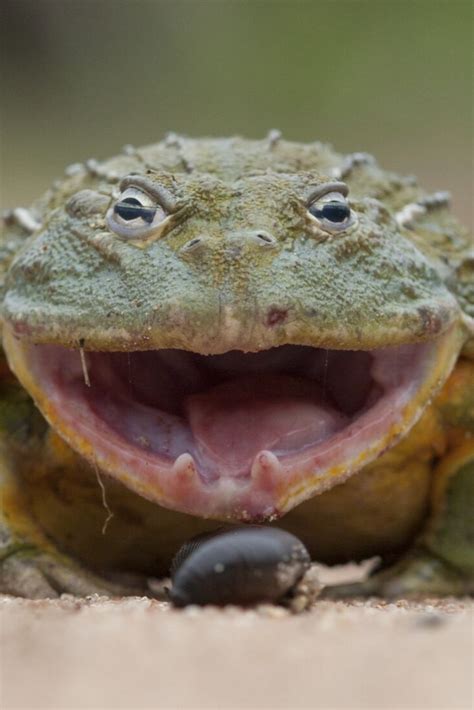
[2,137,469,352]
[0,135,473,598]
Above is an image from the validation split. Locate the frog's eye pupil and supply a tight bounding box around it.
[114,197,156,224]
[310,201,350,223]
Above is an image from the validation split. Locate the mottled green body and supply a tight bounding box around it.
[3,138,469,352]
[0,136,472,598]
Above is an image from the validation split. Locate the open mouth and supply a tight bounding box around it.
[3,327,460,521]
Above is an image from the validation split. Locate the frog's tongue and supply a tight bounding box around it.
[185,375,347,478]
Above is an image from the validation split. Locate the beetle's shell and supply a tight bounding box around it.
[169,526,311,607]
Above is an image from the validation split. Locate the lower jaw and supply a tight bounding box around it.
[2,324,462,522]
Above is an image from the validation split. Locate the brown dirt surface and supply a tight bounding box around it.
[0,593,472,710]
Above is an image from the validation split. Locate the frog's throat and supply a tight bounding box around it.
[3,325,463,522]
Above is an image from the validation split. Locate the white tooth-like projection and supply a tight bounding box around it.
[172,453,198,480]
[250,450,282,487]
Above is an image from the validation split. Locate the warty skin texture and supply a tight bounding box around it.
[2,137,470,353]
[0,135,472,599]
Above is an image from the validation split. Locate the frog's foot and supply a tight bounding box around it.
[321,551,471,599]
[0,547,146,599]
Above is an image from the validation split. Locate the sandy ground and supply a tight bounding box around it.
[0,591,472,710]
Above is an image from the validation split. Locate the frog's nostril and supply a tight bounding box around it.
[226,230,277,249]
[180,237,204,254]
[253,231,277,247]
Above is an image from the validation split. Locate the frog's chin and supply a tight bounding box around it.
[3,326,461,522]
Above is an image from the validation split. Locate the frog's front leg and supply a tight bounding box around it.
[0,375,144,598]
[324,361,474,599]
[0,461,140,598]
[324,444,474,598]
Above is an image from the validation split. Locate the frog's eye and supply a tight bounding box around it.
[308,191,354,233]
[107,187,169,240]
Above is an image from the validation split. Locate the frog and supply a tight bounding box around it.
[0,132,472,600]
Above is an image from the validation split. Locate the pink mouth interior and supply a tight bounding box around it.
[88,346,375,481]
[28,341,432,489]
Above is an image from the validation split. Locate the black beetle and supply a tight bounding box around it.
[169,526,311,607]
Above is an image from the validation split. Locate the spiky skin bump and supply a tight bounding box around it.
[0,135,472,599]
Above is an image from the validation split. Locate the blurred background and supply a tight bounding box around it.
[1,0,472,226]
